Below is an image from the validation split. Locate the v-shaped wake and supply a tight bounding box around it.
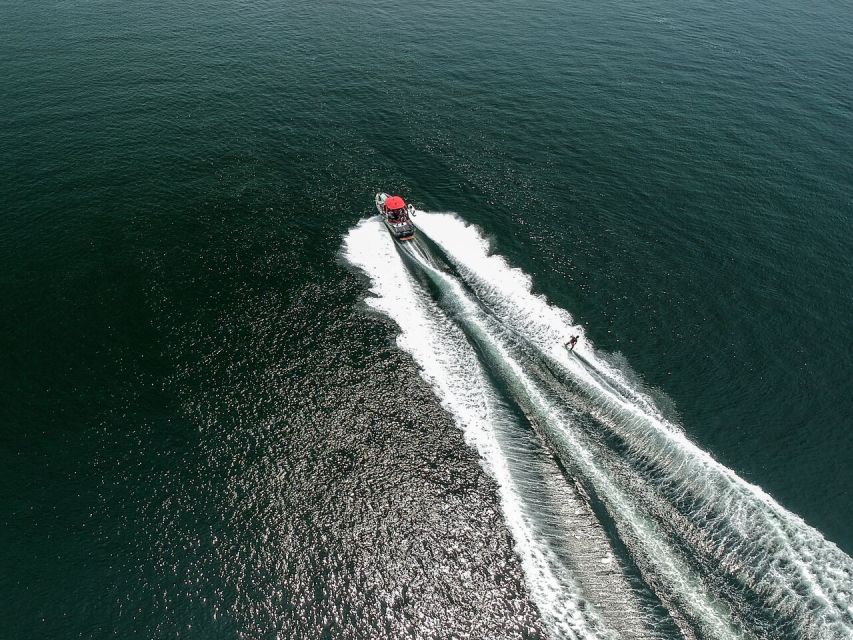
[343,212,853,640]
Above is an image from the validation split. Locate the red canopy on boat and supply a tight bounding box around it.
[385,195,406,210]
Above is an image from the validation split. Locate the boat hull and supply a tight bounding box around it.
[375,193,416,241]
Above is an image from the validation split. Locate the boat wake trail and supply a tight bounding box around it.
[342,213,853,640]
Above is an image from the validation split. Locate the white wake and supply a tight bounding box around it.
[343,212,853,640]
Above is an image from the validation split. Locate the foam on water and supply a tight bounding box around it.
[411,211,853,639]
[344,218,619,639]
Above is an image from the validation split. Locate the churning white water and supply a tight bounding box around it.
[343,212,853,640]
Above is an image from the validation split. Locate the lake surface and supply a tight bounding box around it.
[2,0,851,638]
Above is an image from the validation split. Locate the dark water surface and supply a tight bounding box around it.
[2,0,851,638]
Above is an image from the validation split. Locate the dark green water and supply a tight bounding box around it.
[2,0,851,638]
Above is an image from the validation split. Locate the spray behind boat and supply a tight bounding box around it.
[375,192,416,241]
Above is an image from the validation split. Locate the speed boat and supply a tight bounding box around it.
[375,193,416,241]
